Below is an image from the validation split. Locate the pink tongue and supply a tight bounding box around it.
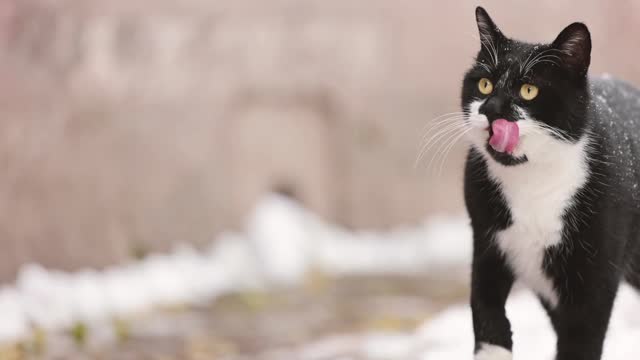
[489,119,519,154]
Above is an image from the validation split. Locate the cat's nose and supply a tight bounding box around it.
[479,96,507,121]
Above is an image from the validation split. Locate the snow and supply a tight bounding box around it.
[284,285,640,359]
[249,193,472,280]
[419,290,555,360]
[0,193,471,344]
[418,284,640,360]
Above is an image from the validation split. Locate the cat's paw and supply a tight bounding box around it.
[475,343,512,360]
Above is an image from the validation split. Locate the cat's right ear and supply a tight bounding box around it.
[552,22,591,77]
[475,7,503,47]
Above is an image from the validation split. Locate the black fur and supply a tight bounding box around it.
[464,7,640,360]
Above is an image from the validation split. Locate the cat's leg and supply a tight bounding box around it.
[471,234,515,360]
[552,280,619,360]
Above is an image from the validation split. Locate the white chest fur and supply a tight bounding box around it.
[484,136,591,307]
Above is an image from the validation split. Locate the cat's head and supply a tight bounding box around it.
[462,7,592,166]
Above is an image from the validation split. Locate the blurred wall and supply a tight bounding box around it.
[0,0,638,278]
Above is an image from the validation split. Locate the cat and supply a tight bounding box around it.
[462,7,640,360]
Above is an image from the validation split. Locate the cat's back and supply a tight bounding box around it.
[589,75,640,136]
[588,75,640,208]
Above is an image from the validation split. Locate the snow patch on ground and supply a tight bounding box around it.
[419,284,640,360]
[249,193,471,282]
[288,285,640,359]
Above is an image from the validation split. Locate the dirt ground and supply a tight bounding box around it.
[9,273,468,360]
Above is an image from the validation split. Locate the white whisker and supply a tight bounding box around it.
[522,49,563,75]
[416,122,469,169]
[425,125,469,173]
[417,121,468,163]
[437,127,473,176]
[478,62,492,73]
[525,56,561,74]
[420,115,468,142]
[480,33,499,68]
[419,111,467,134]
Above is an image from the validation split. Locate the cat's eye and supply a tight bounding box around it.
[478,78,493,95]
[520,84,539,100]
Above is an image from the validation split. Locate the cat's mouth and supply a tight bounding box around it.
[484,119,528,165]
[488,119,519,154]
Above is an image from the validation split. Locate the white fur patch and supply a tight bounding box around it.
[465,103,591,308]
[475,343,513,360]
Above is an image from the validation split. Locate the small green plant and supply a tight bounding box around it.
[70,322,88,347]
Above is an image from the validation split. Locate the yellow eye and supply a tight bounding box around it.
[520,84,539,100]
[478,78,493,95]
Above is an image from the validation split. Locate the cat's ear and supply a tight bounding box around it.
[552,23,591,77]
[475,7,503,47]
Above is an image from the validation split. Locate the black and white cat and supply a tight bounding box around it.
[462,7,640,360]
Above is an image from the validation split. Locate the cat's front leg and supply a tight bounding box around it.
[471,234,515,360]
[552,282,618,360]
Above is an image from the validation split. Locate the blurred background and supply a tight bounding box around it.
[0,0,638,359]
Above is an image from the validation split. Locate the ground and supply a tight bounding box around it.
[38,274,468,360]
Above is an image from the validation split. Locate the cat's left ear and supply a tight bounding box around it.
[552,23,591,77]
[475,7,503,47]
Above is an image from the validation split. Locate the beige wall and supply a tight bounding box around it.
[0,0,637,278]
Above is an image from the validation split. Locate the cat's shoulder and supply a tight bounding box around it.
[587,74,640,135]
